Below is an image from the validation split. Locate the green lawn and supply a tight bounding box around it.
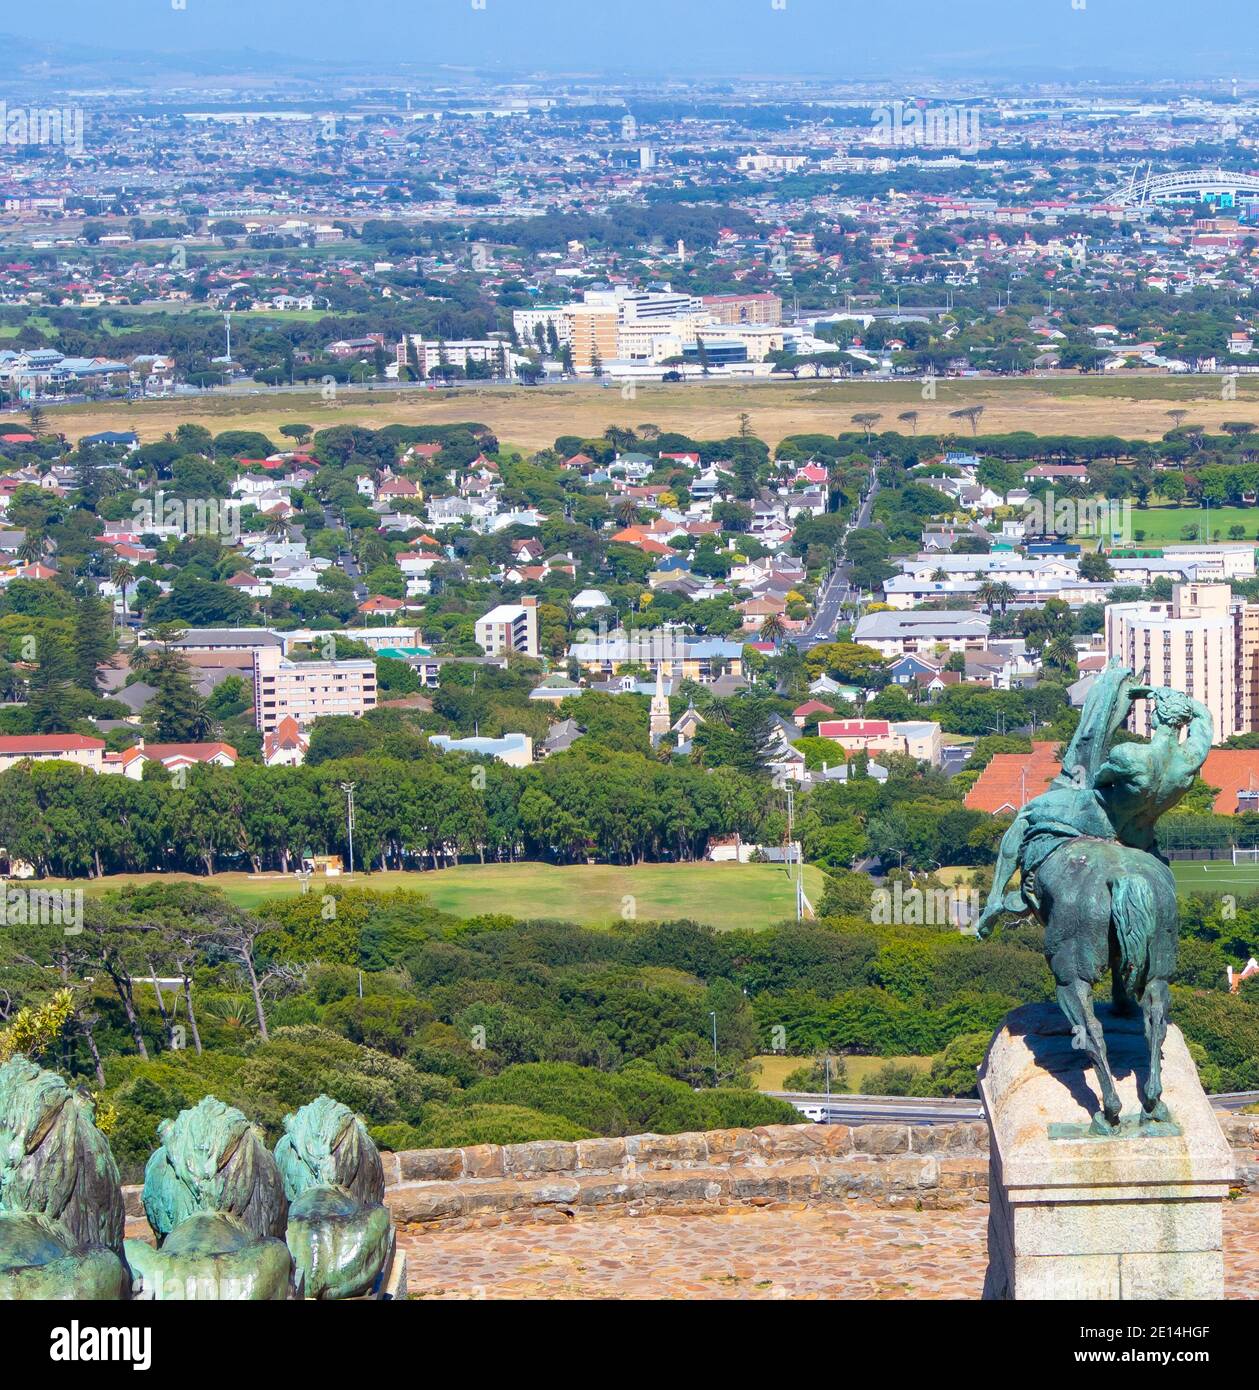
[51,861,828,932]
[1170,861,1259,895]
[1124,503,1259,545]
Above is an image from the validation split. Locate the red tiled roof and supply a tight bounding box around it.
[964,742,1061,814]
[0,735,104,753]
[1200,750,1259,814]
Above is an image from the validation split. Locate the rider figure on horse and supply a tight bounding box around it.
[975,665,1211,940]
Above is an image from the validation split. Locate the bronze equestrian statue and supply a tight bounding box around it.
[975,663,1212,1136]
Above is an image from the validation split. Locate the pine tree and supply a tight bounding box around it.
[27,635,77,732]
[73,593,113,693]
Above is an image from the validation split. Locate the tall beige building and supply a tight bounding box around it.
[567,307,618,374]
[252,647,377,734]
[1105,583,1243,743]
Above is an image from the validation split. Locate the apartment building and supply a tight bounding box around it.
[702,292,783,326]
[395,334,515,376]
[567,307,619,373]
[567,634,744,682]
[475,598,540,659]
[251,646,377,733]
[511,305,572,344]
[736,153,808,173]
[852,610,991,658]
[1105,583,1240,742]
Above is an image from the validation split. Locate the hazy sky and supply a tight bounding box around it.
[8,0,1259,76]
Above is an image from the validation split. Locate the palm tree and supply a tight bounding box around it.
[264,513,290,538]
[614,500,640,528]
[110,561,135,621]
[1044,634,1078,678]
[760,613,787,644]
[15,532,43,566]
[977,580,998,614]
[993,582,1015,615]
[186,696,218,741]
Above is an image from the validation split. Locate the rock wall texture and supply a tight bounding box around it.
[121,1112,1259,1236]
[382,1113,1259,1232]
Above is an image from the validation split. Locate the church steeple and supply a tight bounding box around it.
[649,664,671,746]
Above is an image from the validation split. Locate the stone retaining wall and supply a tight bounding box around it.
[383,1120,991,1230]
[121,1112,1259,1236]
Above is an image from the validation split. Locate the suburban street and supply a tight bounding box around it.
[791,466,879,650]
[323,502,368,601]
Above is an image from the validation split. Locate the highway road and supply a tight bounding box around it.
[771,1090,1259,1125]
[769,1091,982,1125]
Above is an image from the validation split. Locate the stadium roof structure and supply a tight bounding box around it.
[1116,165,1259,208]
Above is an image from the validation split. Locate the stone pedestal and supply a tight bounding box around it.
[980,1003,1234,1300]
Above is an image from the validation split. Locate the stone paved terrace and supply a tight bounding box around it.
[399,1195,1259,1300]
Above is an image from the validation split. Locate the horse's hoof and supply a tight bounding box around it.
[1142,1100,1170,1124]
[1089,1110,1119,1137]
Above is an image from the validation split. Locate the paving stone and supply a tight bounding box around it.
[398,1194,1259,1299]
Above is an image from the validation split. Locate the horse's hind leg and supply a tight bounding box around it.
[1109,934,1138,1016]
[1057,979,1123,1132]
[1140,977,1171,1123]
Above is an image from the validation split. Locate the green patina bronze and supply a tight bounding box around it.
[0,1056,129,1299]
[126,1096,294,1300]
[276,1095,394,1300]
[976,663,1212,1136]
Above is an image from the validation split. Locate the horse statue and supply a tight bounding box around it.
[275,1095,394,1300]
[0,1055,129,1299]
[975,663,1211,1136]
[126,1096,294,1300]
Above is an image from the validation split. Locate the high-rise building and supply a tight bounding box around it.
[475,597,539,658]
[1105,583,1244,743]
[567,307,618,374]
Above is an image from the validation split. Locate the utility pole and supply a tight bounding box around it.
[341,781,356,875]
[709,1010,719,1085]
[786,783,801,921]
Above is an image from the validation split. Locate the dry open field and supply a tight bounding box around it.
[36,375,1259,452]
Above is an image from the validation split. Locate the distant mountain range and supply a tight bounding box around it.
[2,29,1256,94]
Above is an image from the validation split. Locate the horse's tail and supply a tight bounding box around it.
[1111,874,1155,992]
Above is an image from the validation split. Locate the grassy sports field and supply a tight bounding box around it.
[1170,860,1259,896]
[1123,503,1259,545]
[30,374,1259,453]
[49,860,828,932]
